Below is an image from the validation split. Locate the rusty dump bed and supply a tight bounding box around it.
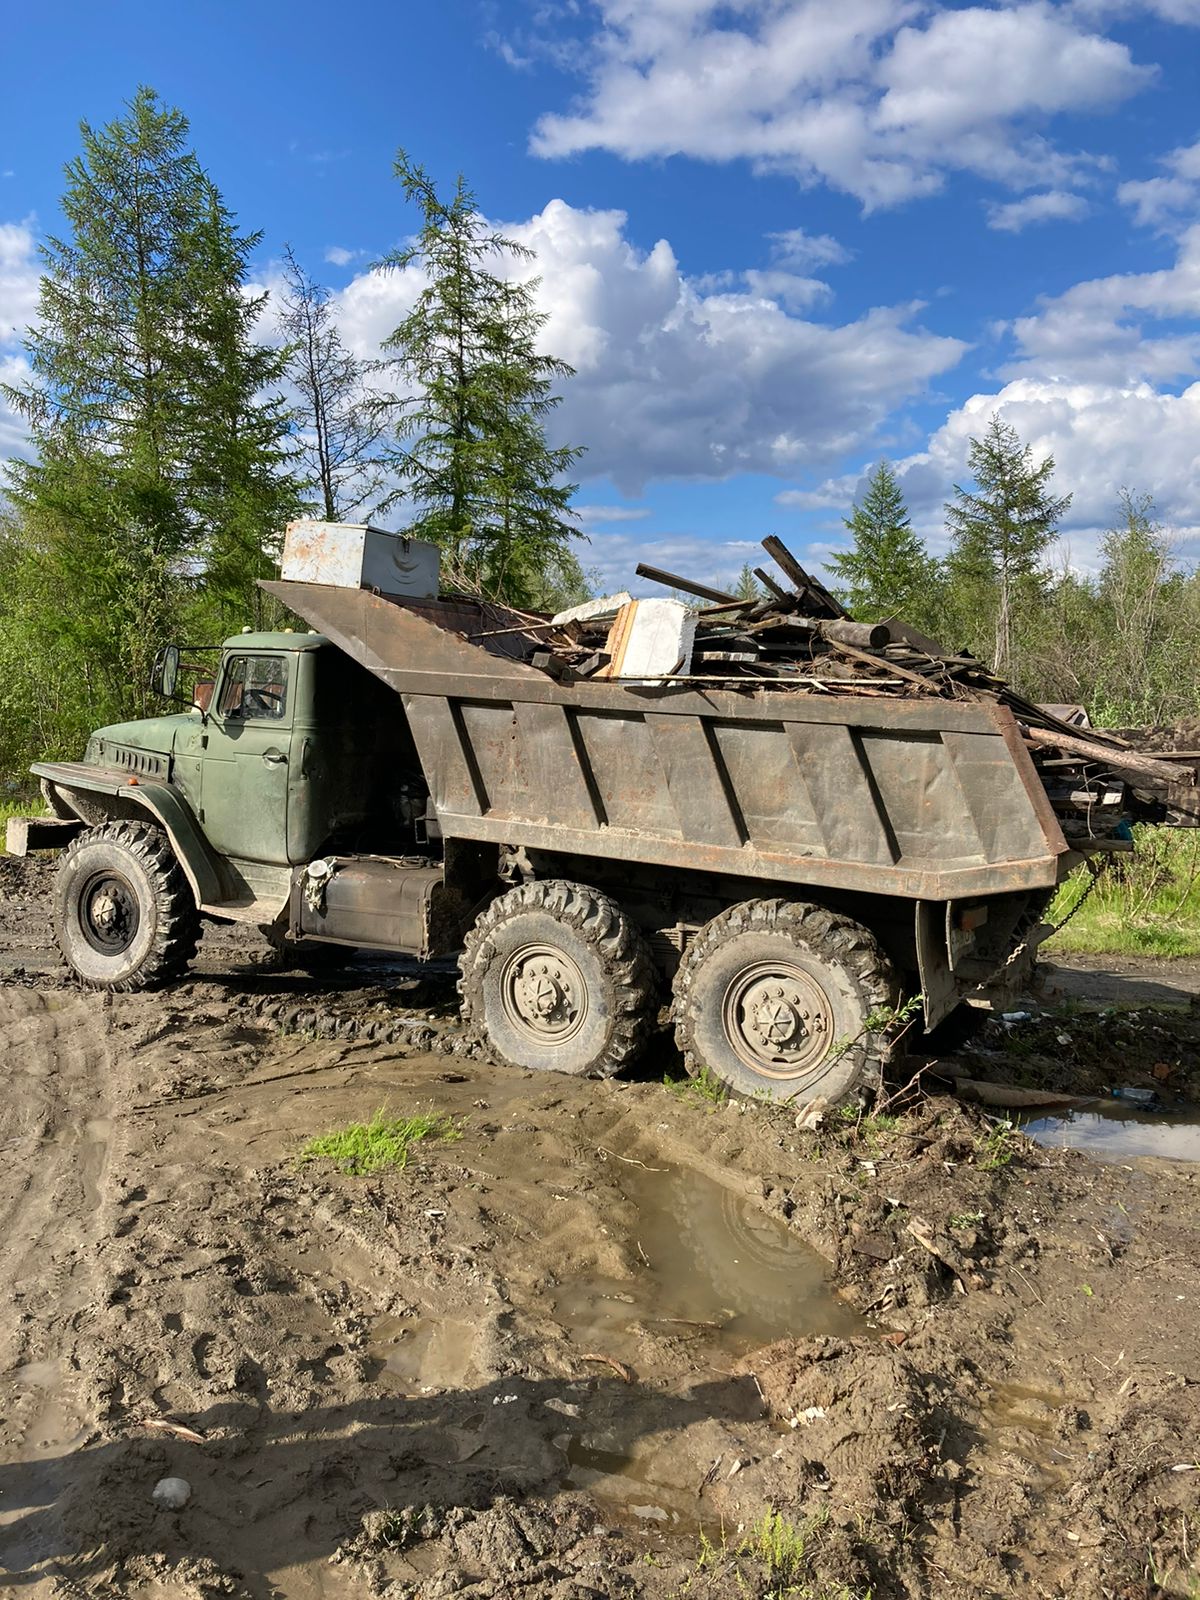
[264,581,1069,903]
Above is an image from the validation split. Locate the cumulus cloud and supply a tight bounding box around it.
[333,198,965,492]
[784,229,1200,565]
[1001,223,1200,386]
[323,245,362,267]
[529,0,1151,208]
[986,190,1090,232]
[1119,136,1200,230]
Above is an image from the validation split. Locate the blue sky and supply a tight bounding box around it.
[3,0,1200,594]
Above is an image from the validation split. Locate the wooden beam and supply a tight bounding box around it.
[635,563,738,605]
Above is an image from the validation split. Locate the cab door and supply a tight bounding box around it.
[200,652,294,865]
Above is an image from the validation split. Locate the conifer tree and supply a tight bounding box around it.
[734,563,762,601]
[944,416,1070,680]
[376,152,582,605]
[1,87,300,709]
[827,460,941,628]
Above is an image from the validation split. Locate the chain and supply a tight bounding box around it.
[995,856,1106,982]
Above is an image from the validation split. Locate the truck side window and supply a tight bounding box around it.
[217,655,289,720]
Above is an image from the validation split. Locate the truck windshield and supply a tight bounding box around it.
[217,655,289,720]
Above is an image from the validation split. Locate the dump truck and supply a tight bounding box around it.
[10,521,1198,1106]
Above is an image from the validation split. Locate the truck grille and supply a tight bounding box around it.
[106,745,166,779]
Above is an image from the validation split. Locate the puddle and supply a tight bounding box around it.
[1023,1100,1200,1162]
[369,1315,479,1391]
[563,1436,708,1528]
[556,1165,863,1361]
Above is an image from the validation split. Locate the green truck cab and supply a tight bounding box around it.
[24,628,442,991]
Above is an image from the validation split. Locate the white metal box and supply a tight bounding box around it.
[281,520,440,597]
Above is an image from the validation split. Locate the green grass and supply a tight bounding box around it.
[694,1508,870,1600]
[1047,827,1200,957]
[664,1063,728,1106]
[298,1108,461,1176]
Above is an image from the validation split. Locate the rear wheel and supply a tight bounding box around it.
[459,879,657,1077]
[55,821,200,991]
[672,899,898,1105]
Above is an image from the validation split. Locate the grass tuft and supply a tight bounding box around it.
[298,1108,460,1176]
[665,1063,728,1106]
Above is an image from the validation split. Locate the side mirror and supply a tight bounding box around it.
[154,644,181,699]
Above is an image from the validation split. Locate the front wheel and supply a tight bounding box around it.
[55,821,200,990]
[459,879,657,1077]
[672,899,899,1105]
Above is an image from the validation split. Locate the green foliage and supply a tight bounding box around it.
[375,151,583,608]
[1047,828,1200,957]
[0,87,301,776]
[944,415,1071,684]
[665,1063,728,1106]
[976,1119,1020,1170]
[734,562,763,601]
[829,460,943,634]
[298,1109,461,1176]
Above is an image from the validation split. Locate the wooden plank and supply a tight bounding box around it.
[4,815,83,856]
[635,563,738,604]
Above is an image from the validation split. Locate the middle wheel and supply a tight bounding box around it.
[458,879,657,1076]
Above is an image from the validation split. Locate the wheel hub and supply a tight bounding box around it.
[722,961,834,1079]
[80,873,140,955]
[500,944,588,1043]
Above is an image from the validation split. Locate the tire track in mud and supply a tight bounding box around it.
[0,989,126,1581]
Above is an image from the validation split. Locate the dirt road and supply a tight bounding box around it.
[2,855,1199,1599]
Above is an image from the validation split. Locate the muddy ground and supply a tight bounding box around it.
[2,854,1199,1600]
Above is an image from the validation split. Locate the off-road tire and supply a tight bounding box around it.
[55,821,200,991]
[459,879,657,1077]
[672,899,899,1106]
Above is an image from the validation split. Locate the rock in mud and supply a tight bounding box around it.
[151,1475,192,1509]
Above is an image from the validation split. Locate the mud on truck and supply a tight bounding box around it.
[10,521,1200,1107]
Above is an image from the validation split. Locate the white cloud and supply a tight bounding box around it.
[0,221,39,343]
[575,504,651,524]
[768,227,853,270]
[0,221,38,463]
[332,198,965,493]
[780,225,1200,564]
[529,1,1151,208]
[1002,223,1200,385]
[1119,136,1200,230]
[986,190,1090,232]
[323,245,361,267]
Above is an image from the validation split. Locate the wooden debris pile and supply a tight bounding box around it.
[464,533,1200,835]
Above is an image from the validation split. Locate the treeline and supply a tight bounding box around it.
[817,421,1200,728]
[3,89,1197,794]
[0,89,588,788]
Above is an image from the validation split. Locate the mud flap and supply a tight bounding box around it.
[915,901,957,1030]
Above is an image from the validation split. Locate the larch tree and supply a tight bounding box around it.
[375,151,583,606]
[278,245,382,523]
[1,87,300,721]
[944,416,1071,681]
[827,460,941,630]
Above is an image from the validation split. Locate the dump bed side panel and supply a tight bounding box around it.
[265,580,1069,901]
